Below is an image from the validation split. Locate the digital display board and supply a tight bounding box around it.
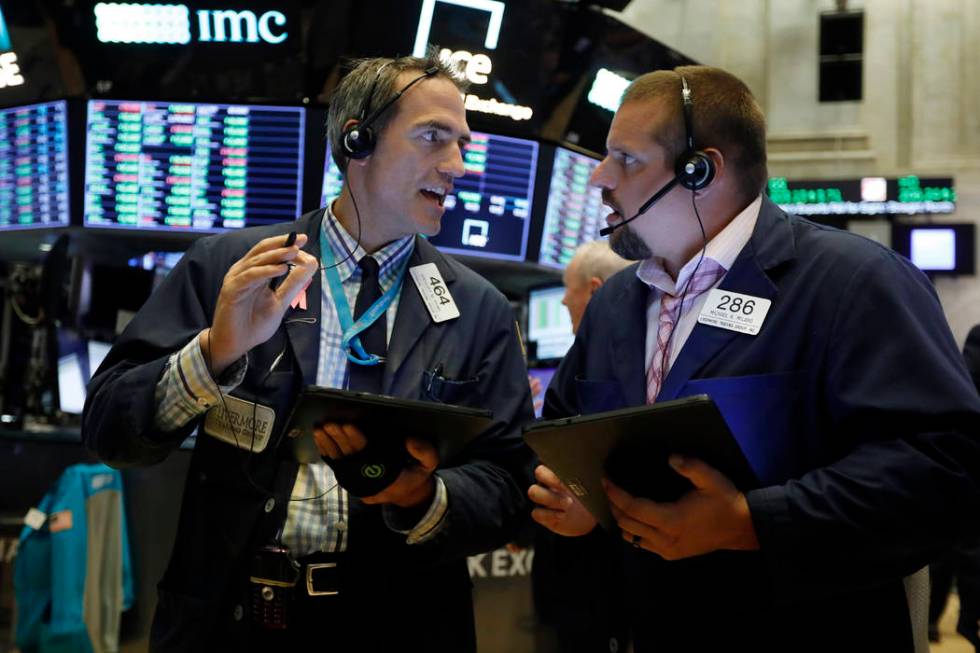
[0,100,70,231]
[427,131,537,261]
[84,100,305,232]
[767,176,955,217]
[527,284,574,361]
[538,145,605,268]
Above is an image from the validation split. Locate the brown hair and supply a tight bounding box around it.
[327,52,467,174]
[621,65,768,202]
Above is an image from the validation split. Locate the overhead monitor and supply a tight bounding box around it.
[0,100,70,231]
[537,145,605,268]
[527,284,574,362]
[427,131,538,261]
[84,100,305,232]
[891,223,975,275]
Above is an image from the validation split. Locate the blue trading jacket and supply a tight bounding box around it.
[15,463,134,653]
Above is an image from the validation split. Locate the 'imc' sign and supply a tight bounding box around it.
[196,10,287,44]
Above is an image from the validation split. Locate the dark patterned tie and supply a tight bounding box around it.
[347,256,386,394]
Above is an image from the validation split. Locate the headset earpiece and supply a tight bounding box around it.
[676,150,714,191]
[339,63,439,161]
[676,74,716,191]
[341,122,376,160]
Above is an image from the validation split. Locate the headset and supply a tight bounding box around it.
[599,72,715,237]
[340,64,440,160]
[675,74,715,191]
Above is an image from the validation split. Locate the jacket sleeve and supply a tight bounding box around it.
[82,237,225,467]
[747,249,980,602]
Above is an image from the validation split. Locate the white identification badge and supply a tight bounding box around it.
[697,288,772,335]
[24,507,46,530]
[204,395,276,453]
[410,263,460,323]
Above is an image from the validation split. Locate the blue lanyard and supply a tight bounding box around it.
[319,228,410,366]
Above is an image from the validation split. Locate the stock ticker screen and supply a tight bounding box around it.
[84,100,305,232]
[0,100,70,231]
[538,146,605,268]
[427,132,537,261]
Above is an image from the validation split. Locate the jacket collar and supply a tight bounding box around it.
[608,196,797,405]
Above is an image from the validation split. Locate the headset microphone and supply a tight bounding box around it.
[598,176,679,237]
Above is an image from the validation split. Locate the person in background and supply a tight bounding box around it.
[531,240,631,653]
[529,64,980,652]
[528,241,630,414]
[83,53,534,653]
[561,240,632,334]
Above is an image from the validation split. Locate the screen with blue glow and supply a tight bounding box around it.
[538,145,605,268]
[84,100,305,232]
[527,284,574,361]
[427,132,537,261]
[528,366,556,418]
[0,100,70,231]
[320,144,343,208]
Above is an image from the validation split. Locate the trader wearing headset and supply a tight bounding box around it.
[84,54,534,653]
[528,65,980,652]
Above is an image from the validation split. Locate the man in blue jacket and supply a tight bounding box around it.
[84,53,534,652]
[529,64,980,652]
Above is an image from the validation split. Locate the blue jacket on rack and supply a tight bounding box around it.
[15,463,134,653]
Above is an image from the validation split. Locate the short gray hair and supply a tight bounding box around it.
[326,52,467,174]
[568,240,632,284]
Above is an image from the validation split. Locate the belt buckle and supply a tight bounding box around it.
[305,562,340,597]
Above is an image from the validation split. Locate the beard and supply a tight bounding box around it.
[609,223,653,260]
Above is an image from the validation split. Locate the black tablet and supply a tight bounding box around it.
[523,394,759,530]
[283,386,494,464]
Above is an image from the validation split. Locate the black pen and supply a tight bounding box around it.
[269,231,297,291]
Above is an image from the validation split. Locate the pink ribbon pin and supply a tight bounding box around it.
[290,279,313,311]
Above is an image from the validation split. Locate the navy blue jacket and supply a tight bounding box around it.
[545,197,980,652]
[83,208,535,652]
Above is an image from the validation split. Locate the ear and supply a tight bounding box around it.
[694,147,725,198]
[588,277,603,295]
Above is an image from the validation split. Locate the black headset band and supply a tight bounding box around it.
[357,65,439,133]
[679,74,695,152]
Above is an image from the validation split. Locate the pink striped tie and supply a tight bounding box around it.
[646,259,726,404]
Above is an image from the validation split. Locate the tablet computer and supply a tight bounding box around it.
[523,394,759,530]
[283,386,494,464]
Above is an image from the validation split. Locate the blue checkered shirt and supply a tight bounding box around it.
[154,207,450,557]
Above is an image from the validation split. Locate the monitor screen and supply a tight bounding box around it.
[528,366,557,418]
[320,144,344,209]
[84,100,306,232]
[129,250,186,289]
[0,100,70,231]
[56,330,112,415]
[527,285,574,361]
[538,145,606,268]
[427,132,538,261]
[891,223,975,275]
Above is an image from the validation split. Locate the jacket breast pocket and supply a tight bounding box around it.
[574,377,627,415]
[421,369,481,406]
[677,371,808,485]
